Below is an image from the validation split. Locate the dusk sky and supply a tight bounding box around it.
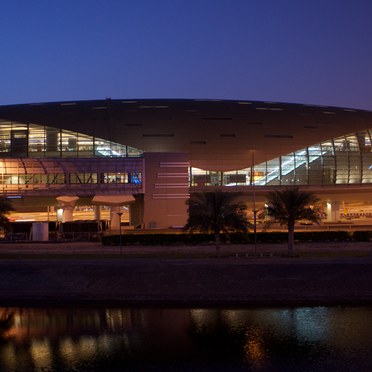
[2,1,372,110]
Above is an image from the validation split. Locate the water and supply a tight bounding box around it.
[0,306,371,371]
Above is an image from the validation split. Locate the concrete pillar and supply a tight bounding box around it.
[143,152,189,229]
[92,195,135,230]
[326,200,340,222]
[56,208,63,222]
[94,205,101,220]
[62,207,74,222]
[110,206,121,230]
[56,196,79,223]
[47,205,55,221]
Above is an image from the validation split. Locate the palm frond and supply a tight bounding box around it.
[266,187,322,226]
[0,198,14,230]
[185,191,249,234]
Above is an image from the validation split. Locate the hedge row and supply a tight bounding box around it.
[102,232,250,246]
[102,230,372,245]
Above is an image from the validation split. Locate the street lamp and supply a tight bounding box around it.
[251,149,258,255]
[253,208,258,255]
[117,212,123,256]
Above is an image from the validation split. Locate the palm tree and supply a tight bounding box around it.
[185,191,249,257]
[0,197,14,235]
[265,187,324,256]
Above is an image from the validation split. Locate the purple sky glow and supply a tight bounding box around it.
[2,0,372,110]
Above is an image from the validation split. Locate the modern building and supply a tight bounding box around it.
[1,98,372,230]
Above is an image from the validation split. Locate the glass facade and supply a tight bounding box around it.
[0,158,143,195]
[190,129,372,187]
[2,119,372,192]
[0,122,144,195]
[0,121,143,158]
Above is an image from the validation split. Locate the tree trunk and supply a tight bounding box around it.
[215,232,221,258]
[288,222,295,257]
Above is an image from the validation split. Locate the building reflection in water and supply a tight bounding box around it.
[0,307,194,370]
[0,306,371,370]
[244,327,266,367]
[30,339,53,370]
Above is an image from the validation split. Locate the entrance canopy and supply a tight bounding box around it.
[91,195,135,206]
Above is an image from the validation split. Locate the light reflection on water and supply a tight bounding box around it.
[0,307,371,370]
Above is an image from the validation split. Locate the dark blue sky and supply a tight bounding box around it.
[2,0,372,110]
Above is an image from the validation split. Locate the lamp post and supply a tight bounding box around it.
[117,212,123,256]
[253,208,257,255]
[250,149,258,255]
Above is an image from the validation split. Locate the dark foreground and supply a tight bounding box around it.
[0,241,372,307]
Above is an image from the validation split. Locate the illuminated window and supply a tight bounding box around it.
[69,173,98,184]
[47,174,66,184]
[102,173,129,184]
[0,122,143,158]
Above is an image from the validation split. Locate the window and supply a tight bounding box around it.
[69,173,98,184]
[0,122,143,158]
[102,173,128,184]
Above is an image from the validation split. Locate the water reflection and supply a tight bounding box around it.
[0,307,371,370]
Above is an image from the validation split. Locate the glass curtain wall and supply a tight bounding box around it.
[0,158,143,194]
[190,130,372,187]
[0,121,143,158]
[0,121,144,194]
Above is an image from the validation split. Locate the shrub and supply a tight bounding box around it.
[352,230,372,241]
[101,232,250,246]
[101,230,357,246]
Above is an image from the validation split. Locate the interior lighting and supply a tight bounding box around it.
[96,147,120,156]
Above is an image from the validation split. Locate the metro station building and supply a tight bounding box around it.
[1,98,372,230]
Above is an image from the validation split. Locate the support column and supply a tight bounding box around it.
[94,205,101,220]
[56,196,79,223]
[91,195,135,231]
[110,206,121,230]
[326,200,340,222]
[143,152,189,229]
[62,207,74,222]
[47,205,54,221]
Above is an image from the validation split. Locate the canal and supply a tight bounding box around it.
[0,306,371,371]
